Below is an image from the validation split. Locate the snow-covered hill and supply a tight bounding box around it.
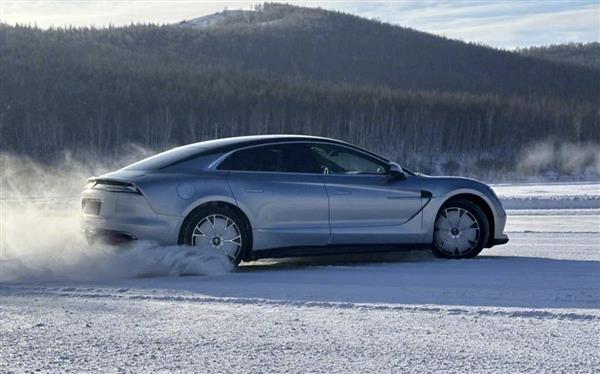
[179,10,255,28]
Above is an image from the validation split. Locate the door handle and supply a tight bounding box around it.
[244,188,264,193]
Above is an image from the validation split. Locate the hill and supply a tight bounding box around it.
[517,42,600,70]
[171,5,600,101]
[173,4,600,98]
[1,3,598,179]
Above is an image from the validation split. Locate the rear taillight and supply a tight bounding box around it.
[89,180,142,194]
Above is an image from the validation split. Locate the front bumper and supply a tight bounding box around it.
[492,234,509,246]
[489,196,508,247]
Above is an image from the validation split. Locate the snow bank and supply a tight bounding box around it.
[493,182,600,209]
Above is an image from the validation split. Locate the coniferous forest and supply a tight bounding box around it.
[1,3,599,179]
[517,42,600,70]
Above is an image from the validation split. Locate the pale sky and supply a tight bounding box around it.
[1,0,599,48]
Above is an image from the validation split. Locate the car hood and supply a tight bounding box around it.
[418,175,491,197]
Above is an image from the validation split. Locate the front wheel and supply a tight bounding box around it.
[181,205,250,265]
[431,199,489,259]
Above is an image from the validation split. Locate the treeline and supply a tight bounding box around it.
[1,41,597,178]
[1,3,599,179]
[517,42,600,70]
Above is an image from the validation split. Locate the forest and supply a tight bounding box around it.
[517,42,600,70]
[1,3,599,179]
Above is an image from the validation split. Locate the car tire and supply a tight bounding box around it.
[431,199,490,259]
[180,205,251,265]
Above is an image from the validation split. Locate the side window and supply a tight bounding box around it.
[218,143,321,173]
[310,144,387,174]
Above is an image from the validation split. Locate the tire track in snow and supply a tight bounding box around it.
[3,286,599,322]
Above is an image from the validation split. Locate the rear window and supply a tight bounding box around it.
[120,145,206,171]
[119,137,274,171]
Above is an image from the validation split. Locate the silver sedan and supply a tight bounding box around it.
[81,135,508,263]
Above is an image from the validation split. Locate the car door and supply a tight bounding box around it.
[219,143,329,251]
[309,143,425,245]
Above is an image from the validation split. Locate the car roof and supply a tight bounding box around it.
[185,134,348,150]
[121,135,387,172]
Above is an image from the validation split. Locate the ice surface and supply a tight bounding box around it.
[1,182,599,372]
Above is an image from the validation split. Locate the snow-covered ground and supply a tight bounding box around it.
[493,181,600,209]
[1,182,599,372]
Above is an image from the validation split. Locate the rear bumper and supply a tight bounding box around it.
[83,228,137,245]
[80,189,181,245]
[81,213,179,245]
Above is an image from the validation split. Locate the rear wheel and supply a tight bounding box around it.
[431,199,489,259]
[181,205,250,265]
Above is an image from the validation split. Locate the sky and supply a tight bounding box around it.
[1,0,598,49]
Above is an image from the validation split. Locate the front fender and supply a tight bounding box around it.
[421,186,506,242]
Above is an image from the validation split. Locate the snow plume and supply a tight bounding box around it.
[518,141,600,179]
[0,151,232,283]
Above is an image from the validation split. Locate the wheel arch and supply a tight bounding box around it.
[177,200,254,261]
[439,192,495,248]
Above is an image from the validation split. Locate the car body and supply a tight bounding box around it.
[81,135,508,262]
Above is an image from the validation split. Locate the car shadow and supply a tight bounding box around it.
[239,249,440,270]
[6,246,598,310]
[107,252,600,310]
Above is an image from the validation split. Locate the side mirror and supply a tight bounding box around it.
[387,162,406,181]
